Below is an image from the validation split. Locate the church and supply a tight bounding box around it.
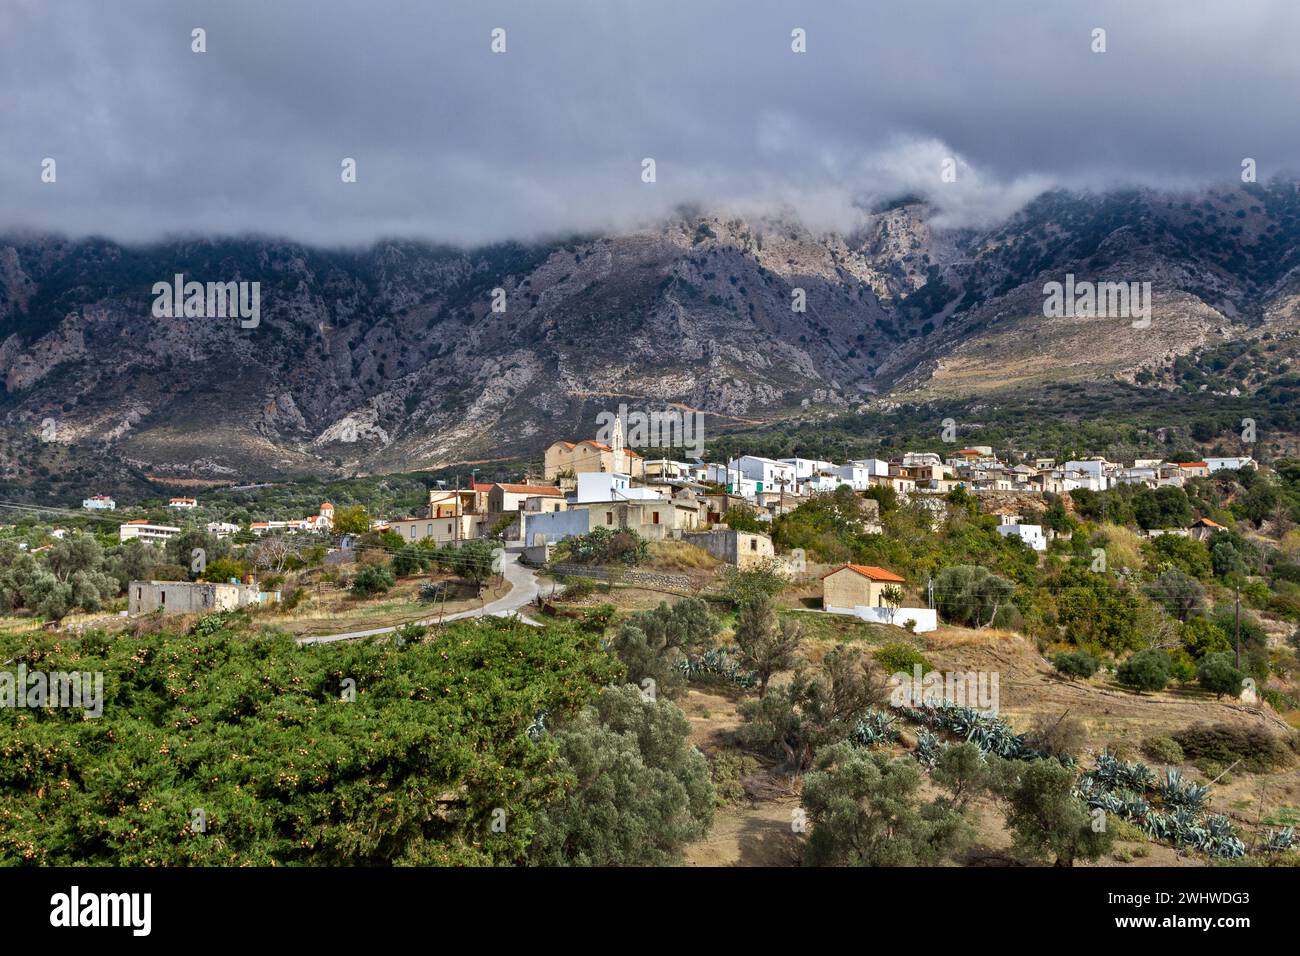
[542,414,645,482]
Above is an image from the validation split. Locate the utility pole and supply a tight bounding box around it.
[1234,583,1242,670]
[927,575,934,610]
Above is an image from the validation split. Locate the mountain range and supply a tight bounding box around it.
[5,183,1300,498]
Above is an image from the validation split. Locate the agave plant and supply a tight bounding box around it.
[912,730,941,767]
[851,709,900,748]
[675,648,757,688]
[1263,827,1296,852]
[895,700,1044,761]
[1202,815,1246,858]
[1079,752,1259,857]
[1159,769,1210,812]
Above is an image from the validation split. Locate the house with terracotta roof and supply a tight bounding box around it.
[1177,461,1211,478]
[544,439,644,480]
[488,483,565,513]
[821,564,937,632]
[1190,516,1227,541]
[168,497,198,509]
[822,564,906,610]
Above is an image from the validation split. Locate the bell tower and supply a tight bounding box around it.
[611,411,624,470]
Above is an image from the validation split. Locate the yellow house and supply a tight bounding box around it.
[544,439,643,480]
[822,564,906,611]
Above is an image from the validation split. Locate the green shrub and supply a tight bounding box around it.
[1180,616,1232,659]
[722,507,767,534]
[1117,648,1171,693]
[1196,652,1244,699]
[351,564,396,597]
[873,642,934,676]
[1174,723,1294,773]
[1052,650,1100,680]
[566,527,649,566]
[1141,735,1186,765]
[1168,647,1198,684]
[556,575,596,601]
[393,623,427,644]
[581,603,618,633]
[709,751,760,806]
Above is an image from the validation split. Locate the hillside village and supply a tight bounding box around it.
[35,416,1261,628]
[3,413,1299,869]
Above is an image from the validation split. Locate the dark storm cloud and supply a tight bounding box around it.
[2,0,1298,245]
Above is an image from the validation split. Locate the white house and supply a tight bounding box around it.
[1064,459,1109,479]
[118,520,181,544]
[1205,457,1256,473]
[83,495,116,511]
[1110,467,1157,487]
[206,522,241,538]
[576,472,664,503]
[802,473,851,494]
[848,458,890,476]
[835,463,880,491]
[735,456,798,491]
[643,459,695,480]
[778,457,837,480]
[704,463,759,499]
[168,497,198,509]
[995,517,1047,552]
[901,452,944,469]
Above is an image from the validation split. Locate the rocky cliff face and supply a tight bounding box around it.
[4,184,1300,495]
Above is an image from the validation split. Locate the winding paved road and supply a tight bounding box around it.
[298,553,552,646]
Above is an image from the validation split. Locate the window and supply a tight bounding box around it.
[426,524,432,536]
[652,511,660,524]
[750,538,757,551]
[606,512,613,525]
[160,591,166,606]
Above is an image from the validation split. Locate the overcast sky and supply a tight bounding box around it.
[3,0,1299,247]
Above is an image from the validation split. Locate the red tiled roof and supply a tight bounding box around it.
[1178,462,1208,468]
[822,564,906,583]
[496,483,564,496]
[555,439,643,458]
[1192,517,1225,529]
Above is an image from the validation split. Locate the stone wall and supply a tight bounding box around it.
[547,563,697,592]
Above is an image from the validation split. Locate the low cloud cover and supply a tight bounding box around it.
[3,0,1299,246]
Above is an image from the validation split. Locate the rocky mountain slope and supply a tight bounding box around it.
[4,183,1300,496]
